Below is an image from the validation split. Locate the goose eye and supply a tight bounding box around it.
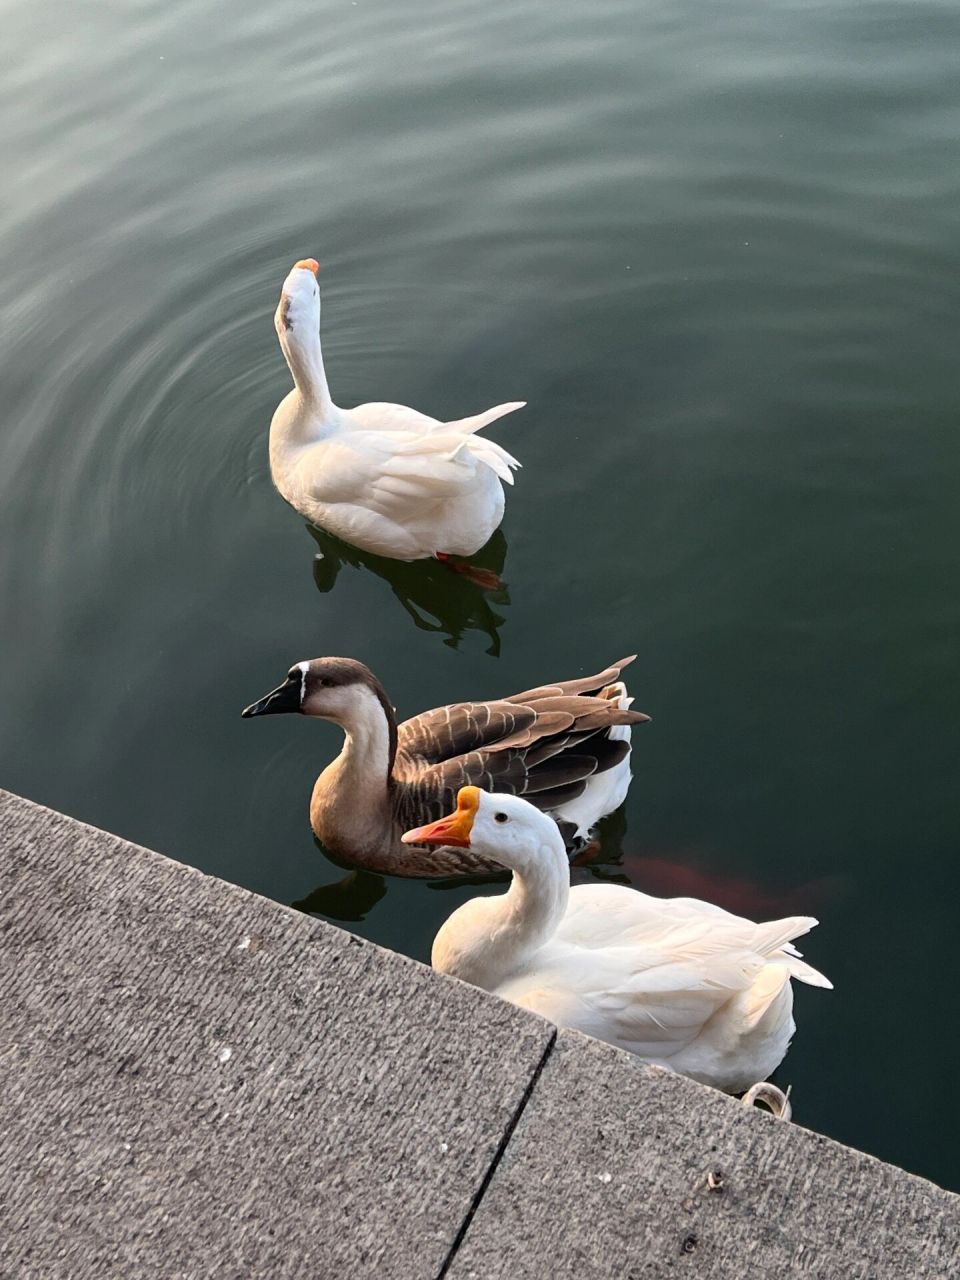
[317,677,332,688]
[494,812,509,824]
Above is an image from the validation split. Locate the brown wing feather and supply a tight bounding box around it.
[392,656,648,851]
[399,657,639,769]
[523,695,636,733]
[397,701,537,768]
[393,749,530,834]
[503,655,637,704]
[525,780,590,809]
[394,748,598,830]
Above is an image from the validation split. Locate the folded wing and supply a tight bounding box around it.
[521,890,831,1058]
[394,657,647,840]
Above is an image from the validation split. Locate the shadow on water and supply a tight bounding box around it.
[571,804,630,880]
[307,524,510,656]
[294,832,508,924]
[292,868,388,923]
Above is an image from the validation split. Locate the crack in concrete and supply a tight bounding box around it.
[437,1027,558,1279]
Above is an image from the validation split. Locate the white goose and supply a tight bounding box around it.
[268,259,524,578]
[404,788,832,1093]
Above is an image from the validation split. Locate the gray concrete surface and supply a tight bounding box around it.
[0,787,957,1279]
[0,789,552,1278]
[449,1031,960,1280]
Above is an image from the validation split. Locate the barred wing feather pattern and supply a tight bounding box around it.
[392,656,645,852]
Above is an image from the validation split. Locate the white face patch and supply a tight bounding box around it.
[298,660,310,706]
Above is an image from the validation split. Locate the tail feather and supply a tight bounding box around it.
[548,680,636,839]
[781,956,834,989]
[754,915,818,959]
[601,683,633,744]
[757,916,833,990]
[446,400,526,436]
[448,433,521,484]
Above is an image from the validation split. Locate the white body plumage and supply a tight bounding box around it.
[552,682,634,840]
[268,260,524,560]
[416,791,832,1095]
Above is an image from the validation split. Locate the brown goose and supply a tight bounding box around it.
[241,655,649,877]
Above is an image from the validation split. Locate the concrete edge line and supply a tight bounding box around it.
[436,1028,559,1279]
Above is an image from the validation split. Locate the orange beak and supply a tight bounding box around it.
[293,257,320,275]
[401,786,480,848]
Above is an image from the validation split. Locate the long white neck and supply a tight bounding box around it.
[438,829,570,989]
[278,321,334,420]
[499,836,570,954]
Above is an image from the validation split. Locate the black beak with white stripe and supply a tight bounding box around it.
[241,667,304,718]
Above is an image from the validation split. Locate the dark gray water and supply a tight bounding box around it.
[3,0,960,1187]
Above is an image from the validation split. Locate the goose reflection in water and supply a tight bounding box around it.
[290,842,502,927]
[292,865,388,923]
[307,523,509,657]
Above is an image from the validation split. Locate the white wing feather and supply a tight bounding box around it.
[500,887,831,1060]
[443,400,526,435]
[346,398,524,438]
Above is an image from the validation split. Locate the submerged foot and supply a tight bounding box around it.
[435,552,502,591]
[569,838,602,867]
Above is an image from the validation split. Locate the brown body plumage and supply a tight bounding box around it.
[242,655,649,877]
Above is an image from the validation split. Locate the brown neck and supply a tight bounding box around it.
[309,683,398,859]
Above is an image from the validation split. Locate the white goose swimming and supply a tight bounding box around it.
[268,259,524,578]
[404,788,832,1093]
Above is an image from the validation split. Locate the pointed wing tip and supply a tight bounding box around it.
[799,971,834,990]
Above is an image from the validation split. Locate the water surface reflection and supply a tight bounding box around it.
[308,525,509,655]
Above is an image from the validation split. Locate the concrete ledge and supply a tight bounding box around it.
[449,1032,958,1279]
[0,790,552,1278]
[0,788,957,1279]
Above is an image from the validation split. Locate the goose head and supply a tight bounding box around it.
[275,258,320,341]
[241,657,394,729]
[402,787,561,871]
